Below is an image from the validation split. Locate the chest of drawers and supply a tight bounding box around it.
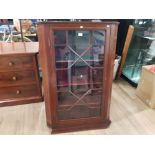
[0,53,43,106]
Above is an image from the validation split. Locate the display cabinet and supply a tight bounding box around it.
[38,21,119,133]
[122,20,155,85]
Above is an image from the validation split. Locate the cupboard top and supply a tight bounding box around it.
[37,21,119,26]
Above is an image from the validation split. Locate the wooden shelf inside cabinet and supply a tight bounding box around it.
[56,67,103,71]
[38,21,119,133]
[56,59,104,63]
[57,87,102,92]
[57,82,102,87]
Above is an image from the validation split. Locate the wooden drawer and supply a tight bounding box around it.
[0,84,40,100]
[0,55,34,70]
[0,70,36,87]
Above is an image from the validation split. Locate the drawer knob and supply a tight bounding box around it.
[16,90,21,94]
[9,62,14,66]
[12,76,17,81]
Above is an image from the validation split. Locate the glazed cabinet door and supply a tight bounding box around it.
[54,29,106,120]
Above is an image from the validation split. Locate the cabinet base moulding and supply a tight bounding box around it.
[49,119,111,134]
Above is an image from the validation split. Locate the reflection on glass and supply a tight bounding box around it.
[54,30,105,120]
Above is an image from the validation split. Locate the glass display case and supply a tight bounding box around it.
[122,19,155,85]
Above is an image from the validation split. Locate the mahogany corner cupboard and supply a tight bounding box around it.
[37,21,119,133]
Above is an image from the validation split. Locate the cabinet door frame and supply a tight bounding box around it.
[38,22,118,127]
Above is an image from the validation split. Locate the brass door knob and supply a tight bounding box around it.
[12,76,17,81]
[8,62,14,66]
[16,90,21,94]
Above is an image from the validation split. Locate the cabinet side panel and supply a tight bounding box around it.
[103,24,118,120]
[38,25,57,126]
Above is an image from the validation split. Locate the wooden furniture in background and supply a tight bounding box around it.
[38,21,119,133]
[0,42,43,107]
[117,25,134,79]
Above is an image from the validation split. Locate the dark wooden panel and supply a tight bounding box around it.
[51,119,111,134]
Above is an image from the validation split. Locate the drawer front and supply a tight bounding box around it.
[0,70,36,86]
[0,84,39,100]
[0,55,34,70]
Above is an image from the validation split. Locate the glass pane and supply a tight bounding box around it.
[54,30,105,120]
[54,31,66,45]
[68,30,91,55]
[55,46,78,62]
[92,68,103,88]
